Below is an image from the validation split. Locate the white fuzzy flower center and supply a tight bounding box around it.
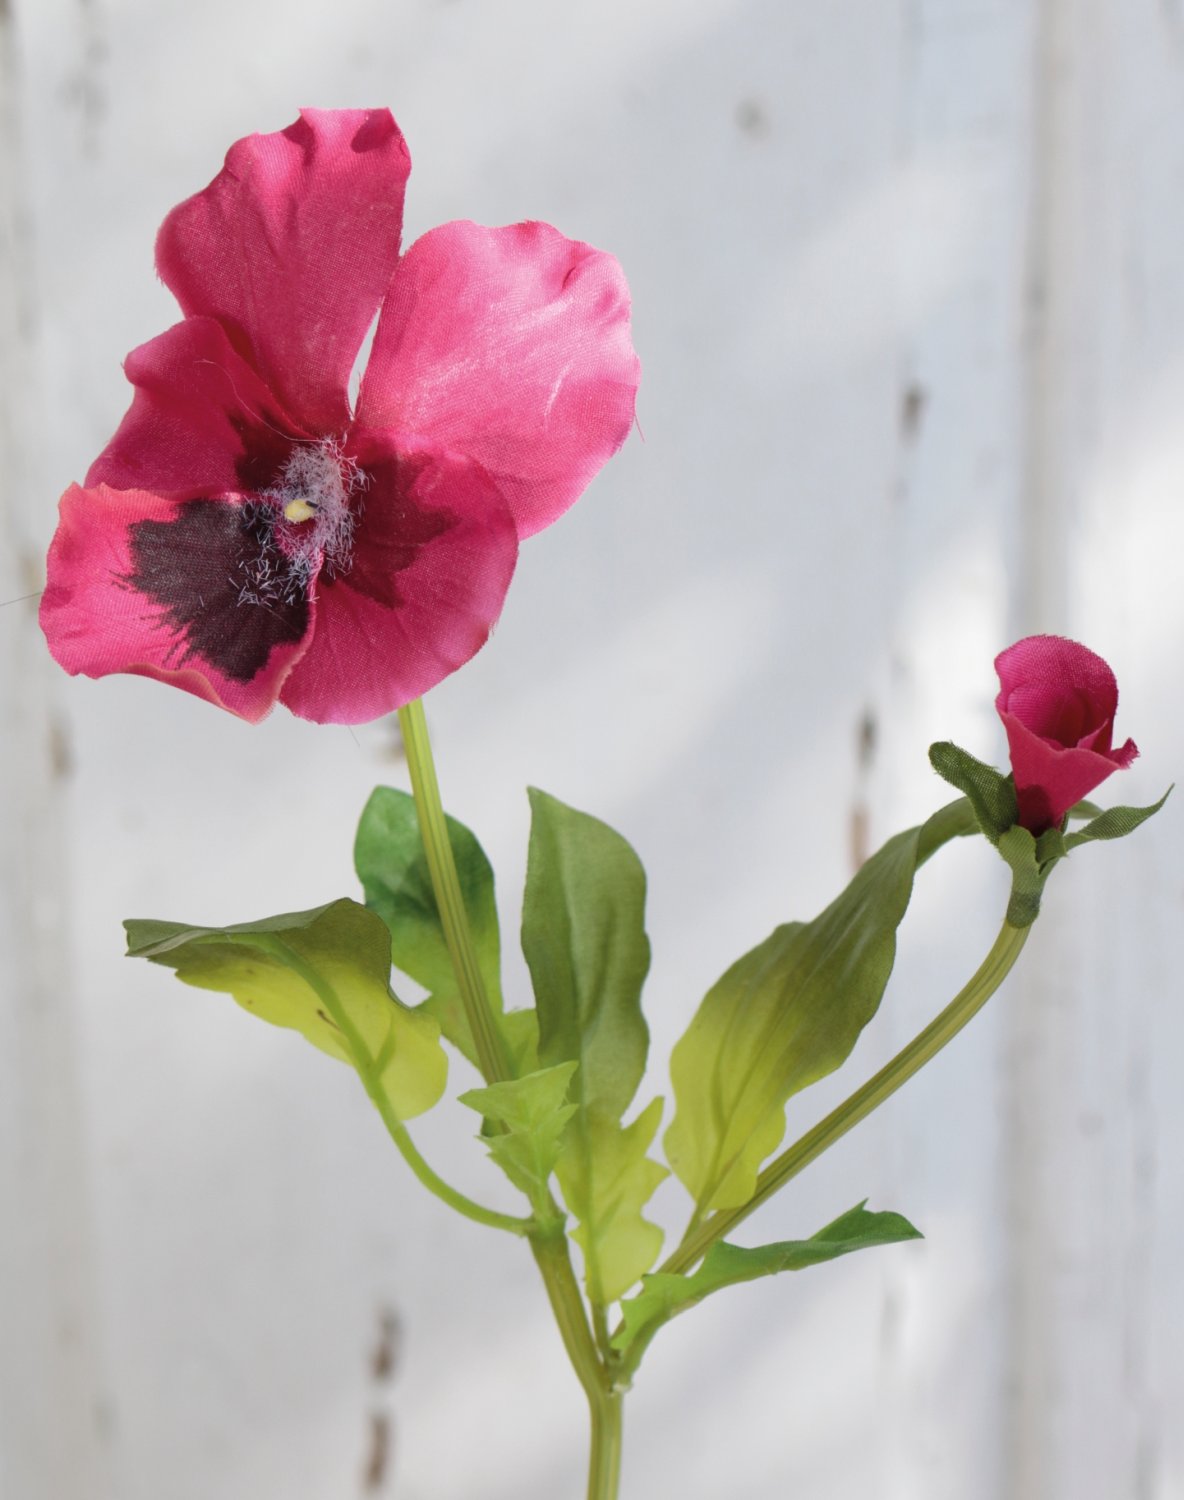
[237,439,368,607]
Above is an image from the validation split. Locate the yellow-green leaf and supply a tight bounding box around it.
[665,798,977,1212]
[125,898,447,1120]
[613,1201,921,1374]
[460,1062,578,1213]
[556,1098,668,1304]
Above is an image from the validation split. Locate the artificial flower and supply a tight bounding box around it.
[995,634,1137,832]
[41,109,639,723]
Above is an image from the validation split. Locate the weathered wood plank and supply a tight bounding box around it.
[5,0,1180,1496]
[0,5,112,1497]
[1003,4,1184,1498]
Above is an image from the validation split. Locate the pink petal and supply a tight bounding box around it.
[356,220,639,540]
[87,317,310,496]
[40,484,313,723]
[157,109,411,436]
[278,444,518,724]
[1000,710,1136,830]
[995,635,1119,742]
[995,636,1139,830]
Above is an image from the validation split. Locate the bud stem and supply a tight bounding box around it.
[661,919,1030,1278]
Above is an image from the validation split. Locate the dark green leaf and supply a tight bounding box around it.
[522,788,651,1117]
[521,789,661,1301]
[665,799,976,1212]
[125,899,448,1119]
[354,787,535,1072]
[614,1202,921,1370]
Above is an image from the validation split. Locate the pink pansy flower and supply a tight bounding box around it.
[40,109,639,723]
[995,635,1138,833]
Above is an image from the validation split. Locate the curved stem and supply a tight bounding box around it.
[366,1087,532,1237]
[258,937,530,1237]
[662,919,1030,1277]
[397,698,511,1084]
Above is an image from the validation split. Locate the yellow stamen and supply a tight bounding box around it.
[283,497,318,524]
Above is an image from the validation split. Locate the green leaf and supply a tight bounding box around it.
[556,1098,669,1304]
[522,788,652,1116]
[521,790,662,1299]
[459,1062,578,1213]
[928,742,1017,843]
[354,786,537,1073]
[1064,787,1172,849]
[665,798,977,1212]
[125,898,447,1120]
[613,1201,921,1371]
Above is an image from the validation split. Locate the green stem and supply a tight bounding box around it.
[259,937,530,1237]
[663,919,1030,1276]
[531,1231,607,1405]
[591,1302,612,1362]
[373,1088,532,1235]
[586,1386,624,1500]
[397,698,511,1085]
[531,1231,621,1500]
[398,696,618,1493]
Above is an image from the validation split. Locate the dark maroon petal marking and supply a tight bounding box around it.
[277,448,518,723]
[229,412,300,496]
[126,500,308,682]
[322,452,452,609]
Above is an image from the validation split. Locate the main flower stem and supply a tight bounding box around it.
[587,1387,625,1500]
[662,919,1030,1277]
[531,1231,622,1500]
[399,696,619,1498]
[397,698,511,1085]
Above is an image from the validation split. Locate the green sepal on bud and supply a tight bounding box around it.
[1061,790,1172,850]
[931,742,1171,927]
[995,824,1064,928]
[928,741,1017,844]
[998,788,1173,927]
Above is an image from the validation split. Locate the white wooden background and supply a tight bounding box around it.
[2,2,1181,1497]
